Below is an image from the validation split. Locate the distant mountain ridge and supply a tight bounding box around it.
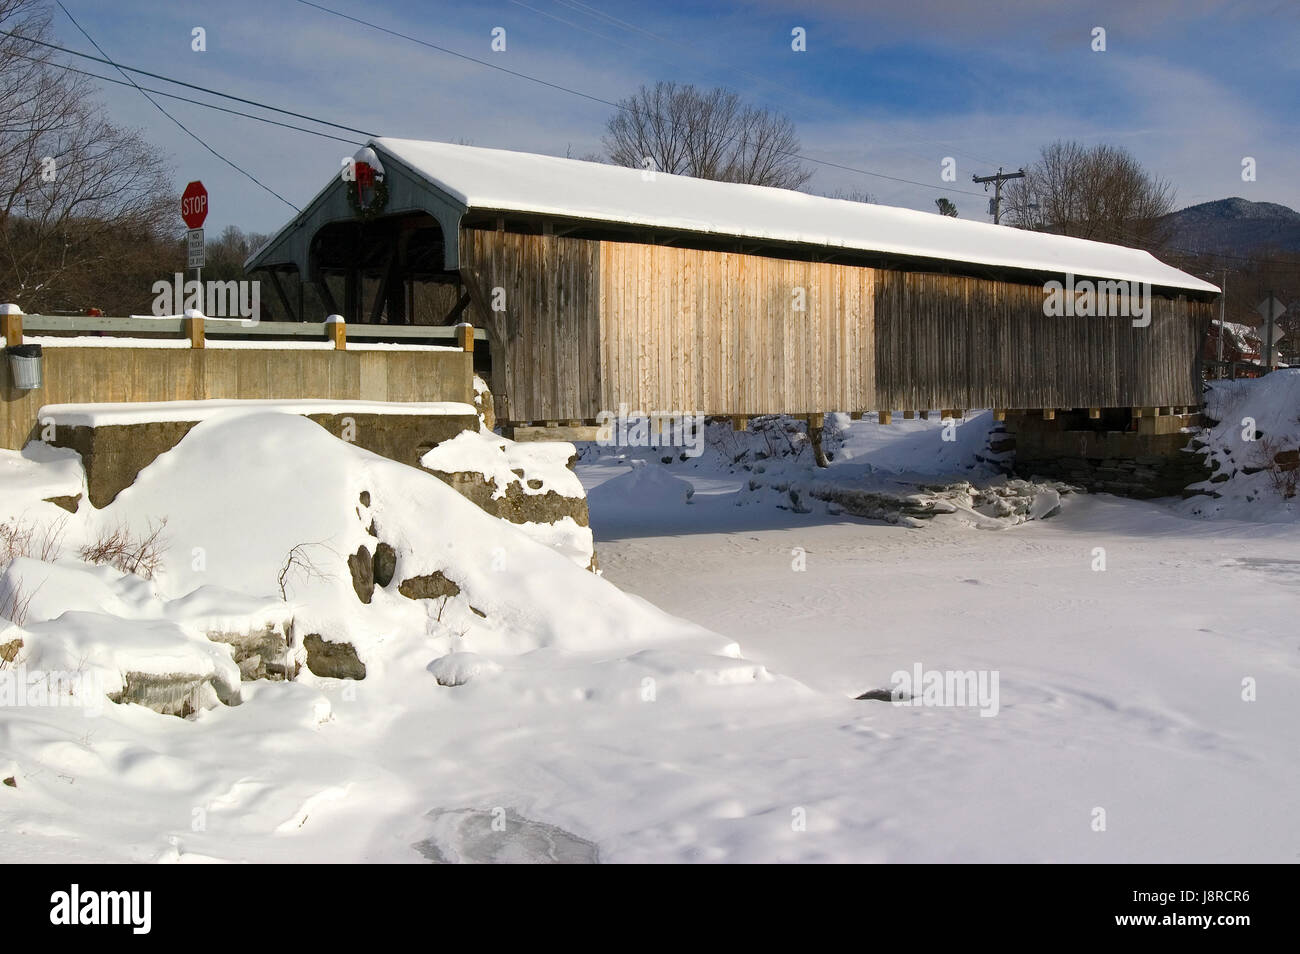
[1162,197,1300,257]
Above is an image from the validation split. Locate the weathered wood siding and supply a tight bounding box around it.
[460,228,601,422]
[462,227,875,420]
[463,227,1210,422]
[598,242,875,417]
[873,271,1209,409]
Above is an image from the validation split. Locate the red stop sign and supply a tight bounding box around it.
[181,181,208,229]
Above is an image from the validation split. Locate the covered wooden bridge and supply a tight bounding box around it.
[247,139,1219,430]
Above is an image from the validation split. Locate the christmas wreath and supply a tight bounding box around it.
[347,174,389,220]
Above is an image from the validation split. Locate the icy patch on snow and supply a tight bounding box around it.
[413,807,599,864]
[799,476,1073,529]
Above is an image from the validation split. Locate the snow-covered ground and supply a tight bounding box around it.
[1,378,1296,863]
[586,474,1300,861]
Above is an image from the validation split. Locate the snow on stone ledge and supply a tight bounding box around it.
[39,398,478,428]
[420,430,583,499]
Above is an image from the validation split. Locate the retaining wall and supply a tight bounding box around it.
[1,344,474,450]
[1005,411,1211,498]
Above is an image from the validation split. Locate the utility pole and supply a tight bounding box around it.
[1264,289,1277,372]
[1216,269,1226,378]
[972,167,1026,224]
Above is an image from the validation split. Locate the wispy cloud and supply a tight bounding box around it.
[57,0,1300,234]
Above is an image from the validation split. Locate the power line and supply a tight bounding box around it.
[5,48,363,145]
[508,0,988,177]
[0,29,379,138]
[54,2,299,212]
[290,0,991,199]
[545,0,1017,171]
[292,0,620,108]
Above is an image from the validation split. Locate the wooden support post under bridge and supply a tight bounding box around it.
[807,413,830,468]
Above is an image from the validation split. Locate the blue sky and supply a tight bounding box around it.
[51,0,1300,237]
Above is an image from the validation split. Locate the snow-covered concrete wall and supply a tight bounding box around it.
[40,403,479,507]
[0,344,474,449]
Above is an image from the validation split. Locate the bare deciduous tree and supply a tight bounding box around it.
[1002,140,1175,249]
[0,0,175,313]
[603,82,812,190]
[821,187,876,204]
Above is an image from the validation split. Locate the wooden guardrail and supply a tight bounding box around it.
[0,305,485,449]
[10,312,486,349]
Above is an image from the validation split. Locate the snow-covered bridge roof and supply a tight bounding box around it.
[372,138,1219,294]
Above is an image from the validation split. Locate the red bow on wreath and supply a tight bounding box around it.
[355,161,375,189]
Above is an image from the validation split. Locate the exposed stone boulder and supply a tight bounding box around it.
[108,669,241,719]
[347,545,374,604]
[399,570,461,601]
[206,622,300,681]
[42,493,81,513]
[420,431,596,571]
[372,542,397,588]
[304,633,366,680]
[427,470,590,527]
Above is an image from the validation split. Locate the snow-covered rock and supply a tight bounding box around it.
[1178,369,1300,521]
[420,429,594,570]
[426,651,501,687]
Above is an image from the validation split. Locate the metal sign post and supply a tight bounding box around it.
[187,228,205,288]
[181,181,209,308]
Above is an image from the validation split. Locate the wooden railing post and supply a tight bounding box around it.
[455,322,474,353]
[1,303,22,346]
[326,314,346,350]
[183,309,205,348]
